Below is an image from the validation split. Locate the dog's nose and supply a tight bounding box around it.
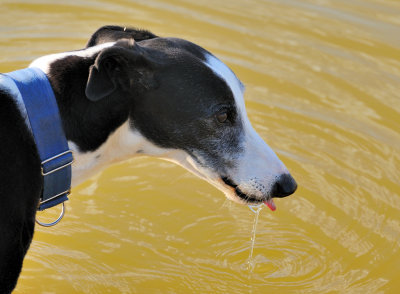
[271,174,297,198]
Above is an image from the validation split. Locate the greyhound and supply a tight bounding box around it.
[0,26,296,293]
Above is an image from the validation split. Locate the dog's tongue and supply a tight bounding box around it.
[264,199,276,211]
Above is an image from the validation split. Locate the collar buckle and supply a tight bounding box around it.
[41,150,74,176]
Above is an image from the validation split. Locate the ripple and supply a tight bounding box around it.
[9,0,400,293]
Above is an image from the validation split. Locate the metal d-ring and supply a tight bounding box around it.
[36,202,65,227]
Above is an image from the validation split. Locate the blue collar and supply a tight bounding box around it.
[1,67,73,211]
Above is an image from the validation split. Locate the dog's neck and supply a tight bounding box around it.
[67,122,151,187]
[29,43,162,187]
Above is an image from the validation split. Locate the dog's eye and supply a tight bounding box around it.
[216,111,228,123]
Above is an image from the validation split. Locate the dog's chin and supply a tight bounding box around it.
[217,176,267,205]
[223,190,265,205]
[178,165,269,205]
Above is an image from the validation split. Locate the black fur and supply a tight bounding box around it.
[128,38,244,174]
[54,33,244,171]
[0,25,245,293]
[48,53,132,152]
[0,90,41,293]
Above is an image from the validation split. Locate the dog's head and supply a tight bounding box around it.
[84,27,297,208]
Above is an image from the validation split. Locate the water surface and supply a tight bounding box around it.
[1,0,399,293]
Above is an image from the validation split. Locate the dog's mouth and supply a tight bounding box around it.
[221,177,276,211]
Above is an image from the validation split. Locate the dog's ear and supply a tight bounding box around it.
[85,39,153,102]
[86,25,157,47]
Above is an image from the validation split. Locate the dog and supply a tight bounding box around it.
[0,25,297,293]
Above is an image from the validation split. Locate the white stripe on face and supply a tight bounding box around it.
[204,54,247,125]
[204,53,288,200]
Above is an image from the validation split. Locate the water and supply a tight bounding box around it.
[247,204,263,273]
[0,0,399,293]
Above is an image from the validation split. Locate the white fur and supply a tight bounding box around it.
[69,121,186,187]
[29,42,116,74]
[69,119,222,190]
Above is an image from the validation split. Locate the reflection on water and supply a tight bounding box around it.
[1,0,399,293]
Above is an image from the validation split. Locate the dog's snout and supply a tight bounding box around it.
[271,174,297,198]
